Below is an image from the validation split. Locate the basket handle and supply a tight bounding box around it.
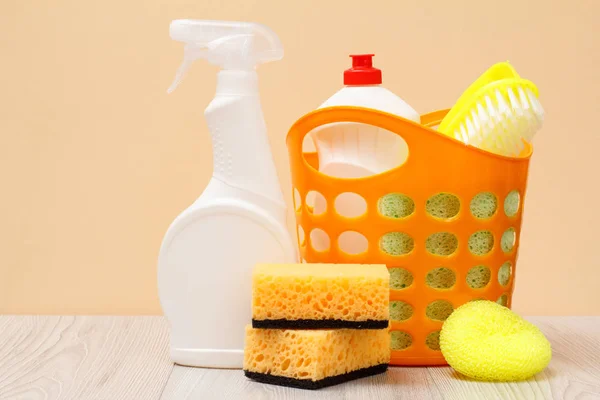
[286,106,451,160]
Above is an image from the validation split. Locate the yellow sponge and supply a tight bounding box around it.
[440,301,551,381]
[244,326,390,389]
[252,263,389,329]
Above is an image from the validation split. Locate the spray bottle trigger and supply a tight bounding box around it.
[167,44,208,94]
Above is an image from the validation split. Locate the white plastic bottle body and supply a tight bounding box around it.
[313,85,419,178]
[158,70,297,369]
[205,71,287,205]
[310,85,420,220]
[157,182,296,368]
[319,85,420,118]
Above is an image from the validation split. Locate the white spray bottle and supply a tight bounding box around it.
[158,20,297,369]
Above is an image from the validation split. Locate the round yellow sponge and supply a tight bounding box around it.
[440,301,551,381]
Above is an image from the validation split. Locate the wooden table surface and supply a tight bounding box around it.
[0,316,598,399]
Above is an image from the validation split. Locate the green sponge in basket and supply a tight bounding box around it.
[440,301,552,381]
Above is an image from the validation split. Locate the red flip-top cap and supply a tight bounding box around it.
[343,54,382,85]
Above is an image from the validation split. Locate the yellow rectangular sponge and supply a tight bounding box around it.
[243,326,390,389]
[252,263,389,329]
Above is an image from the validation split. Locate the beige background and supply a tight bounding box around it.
[1,0,598,315]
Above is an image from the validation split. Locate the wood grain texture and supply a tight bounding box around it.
[161,317,600,400]
[161,366,443,400]
[0,316,173,400]
[0,317,598,400]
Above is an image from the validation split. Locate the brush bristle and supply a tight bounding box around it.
[526,88,545,127]
[458,84,543,156]
[459,123,468,143]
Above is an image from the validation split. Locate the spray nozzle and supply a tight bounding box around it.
[167,20,284,93]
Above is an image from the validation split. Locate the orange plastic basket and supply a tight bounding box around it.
[286,106,532,366]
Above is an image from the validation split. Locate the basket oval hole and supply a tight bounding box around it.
[306,191,327,216]
[497,294,509,307]
[426,331,441,351]
[504,190,520,217]
[306,123,409,179]
[297,225,305,246]
[380,232,414,256]
[426,300,454,321]
[378,193,415,219]
[468,230,494,256]
[334,193,367,218]
[309,228,330,252]
[466,265,491,289]
[390,331,413,351]
[338,231,368,255]
[389,268,414,290]
[498,261,512,286]
[426,267,456,289]
[426,232,458,256]
[470,192,498,219]
[501,228,516,253]
[426,193,461,220]
[390,301,414,322]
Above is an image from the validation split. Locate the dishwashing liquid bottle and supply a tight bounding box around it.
[311,54,420,179]
[310,54,419,252]
[158,20,297,369]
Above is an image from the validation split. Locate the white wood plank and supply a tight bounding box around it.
[161,317,600,400]
[531,317,600,399]
[0,316,173,400]
[424,317,600,400]
[1,316,598,399]
[161,365,443,400]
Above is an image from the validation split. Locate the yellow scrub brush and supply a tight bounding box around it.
[438,62,544,157]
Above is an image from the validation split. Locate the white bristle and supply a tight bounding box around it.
[455,124,469,144]
[494,119,511,155]
[508,88,527,130]
[524,124,537,143]
[483,127,502,154]
[476,102,490,126]
[509,88,531,141]
[507,87,521,110]
[526,88,545,127]
[451,84,544,157]
[476,102,495,143]
[497,114,521,157]
[459,123,469,144]
[477,102,509,156]
[453,129,462,142]
[525,103,543,140]
[507,116,524,155]
[482,97,503,150]
[470,109,481,131]
[517,86,531,112]
[495,89,511,118]
[516,86,537,141]
[470,109,483,144]
[466,116,479,145]
[500,88,525,152]
[485,95,500,124]
[497,89,520,140]
[480,121,494,149]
